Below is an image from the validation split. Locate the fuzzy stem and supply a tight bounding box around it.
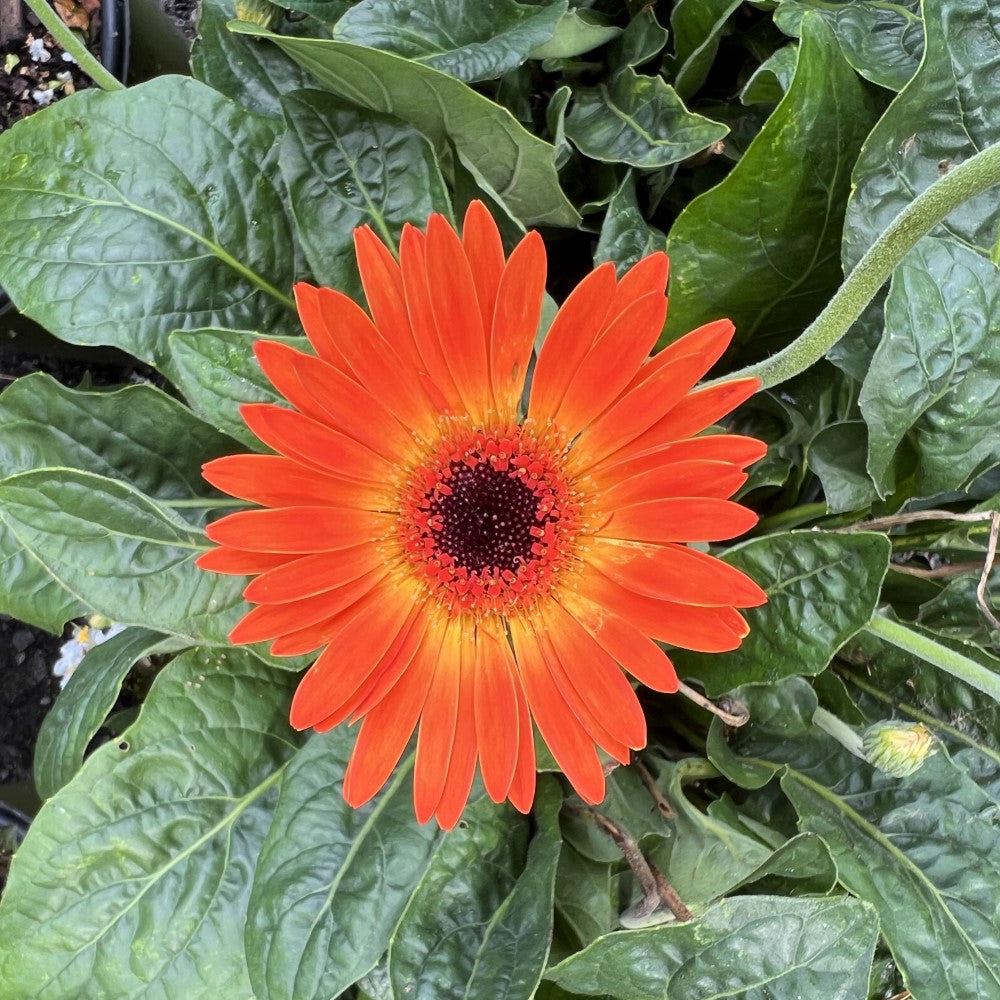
[716,142,1000,390]
[865,613,1000,703]
[812,706,865,759]
[21,0,124,91]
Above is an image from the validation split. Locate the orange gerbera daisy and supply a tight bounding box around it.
[197,202,766,828]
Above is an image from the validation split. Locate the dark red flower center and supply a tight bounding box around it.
[399,427,580,614]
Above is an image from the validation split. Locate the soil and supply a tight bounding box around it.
[1,1,104,133]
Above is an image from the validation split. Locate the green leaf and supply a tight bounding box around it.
[333,0,567,83]
[0,468,247,647]
[545,895,878,1000]
[33,627,182,799]
[0,648,300,1000]
[665,758,771,908]
[669,0,742,100]
[594,170,665,274]
[0,375,237,631]
[386,784,559,999]
[245,731,443,1000]
[608,8,668,71]
[672,530,891,696]
[662,15,880,359]
[228,23,580,227]
[164,328,299,449]
[774,0,923,91]
[191,0,320,118]
[555,846,619,948]
[782,758,1000,999]
[858,237,1000,496]
[529,8,620,60]
[564,69,727,169]
[0,76,299,367]
[808,420,880,513]
[740,44,797,105]
[279,89,451,295]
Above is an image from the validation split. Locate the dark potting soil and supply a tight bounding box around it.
[1,1,104,134]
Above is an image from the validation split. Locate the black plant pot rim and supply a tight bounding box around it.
[0,0,130,314]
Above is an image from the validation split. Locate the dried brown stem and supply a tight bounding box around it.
[633,757,674,820]
[976,511,1000,633]
[649,864,694,921]
[836,509,994,532]
[890,561,982,579]
[676,680,749,727]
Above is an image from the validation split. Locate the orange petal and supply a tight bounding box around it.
[462,200,506,335]
[506,678,537,814]
[230,567,387,645]
[604,378,760,464]
[288,588,413,730]
[474,623,520,803]
[341,618,444,808]
[195,546,293,575]
[600,460,748,508]
[201,454,378,510]
[489,230,546,419]
[608,252,669,318]
[413,623,463,823]
[293,282,355,374]
[541,601,646,756]
[586,539,768,607]
[254,340,416,463]
[240,403,394,487]
[598,497,758,544]
[574,320,735,467]
[399,224,464,414]
[577,565,755,652]
[425,213,491,421]
[563,593,678,692]
[242,546,379,604]
[311,285,438,436]
[594,435,767,482]
[510,618,606,805]
[434,646,479,829]
[528,262,617,422]
[205,504,391,553]
[354,226,424,372]
[553,291,667,433]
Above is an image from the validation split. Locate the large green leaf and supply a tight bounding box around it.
[859,238,1000,494]
[33,627,182,800]
[0,648,300,1000]
[245,731,443,1000]
[594,170,666,274]
[841,0,1000,495]
[672,530,891,696]
[164,328,297,449]
[774,0,922,91]
[564,69,727,169]
[718,678,1000,1000]
[228,22,579,227]
[0,76,300,367]
[333,0,567,82]
[545,895,878,1000]
[662,15,880,359]
[386,780,561,999]
[807,419,880,513]
[668,0,742,99]
[0,468,247,647]
[279,89,451,295]
[191,0,320,118]
[0,375,237,631]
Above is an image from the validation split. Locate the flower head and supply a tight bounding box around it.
[198,203,766,828]
[862,721,938,778]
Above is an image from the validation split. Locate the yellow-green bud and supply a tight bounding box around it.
[862,722,937,778]
[234,0,283,30]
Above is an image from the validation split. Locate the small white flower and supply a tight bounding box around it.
[28,38,51,62]
[52,621,126,687]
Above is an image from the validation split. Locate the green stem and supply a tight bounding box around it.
[753,501,829,534]
[865,612,1000,703]
[812,706,865,758]
[21,0,124,91]
[715,142,1000,390]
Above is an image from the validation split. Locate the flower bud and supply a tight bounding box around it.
[862,722,937,778]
